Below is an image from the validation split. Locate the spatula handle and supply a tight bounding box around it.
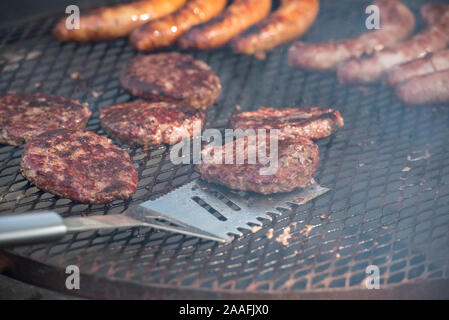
[0,211,67,248]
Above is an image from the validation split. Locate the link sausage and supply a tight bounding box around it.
[178,0,272,50]
[337,5,449,83]
[130,0,227,51]
[53,0,187,42]
[231,0,319,59]
[385,49,449,86]
[395,70,449,105]
[288,0,415,70]
[420,3,448,26]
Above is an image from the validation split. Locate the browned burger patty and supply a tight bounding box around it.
[196,135,319,194]
[100,101,206,147]
[0,93,91,146]
[229,106,344,140]
[20,129,138,204]
[119,53,221,110]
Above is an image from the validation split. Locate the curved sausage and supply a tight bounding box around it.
[337,5,449,83]
[385,49,449,86]
[231,0,319,59]
[130,0,227,51]
[420,3,448,26]
[395,70,449,105]
[53,0,187,42]
[287,0,415,70]
[178,0,272,50]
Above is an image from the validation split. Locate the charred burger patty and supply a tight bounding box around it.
[196,135,319,194]
[20,129,138,204]
[229,106,344,140]
[119,52,221,109]
[0,93,91,146]
[99,100,205,147]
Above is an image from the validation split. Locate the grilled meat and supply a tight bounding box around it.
[178,0,272,50]
[0,93,91,146]
[385,49,449,86]
[20,129,138,204]
[231,0,319,59]
[288,0,415,70]
[119,53,221,110]
[196,135,319,194]
[100,101,205,147]
[53,0,187,42]
[420,3,449,26]
[130,0,227,51]
[337,4,449,83]
[395,69,449,105]
[229,106,344,140]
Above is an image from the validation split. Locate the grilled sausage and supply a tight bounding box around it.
[231,0,319,59]
[130,0,227,51]
[178,0,272,50]
[395,70,449,105]
[337,5,449,83]
[385,49,449,86]
[53,0,187,42]
[420,3,448,26]
[287,0,415,70]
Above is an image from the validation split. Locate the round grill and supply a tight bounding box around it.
[0,0,448,299]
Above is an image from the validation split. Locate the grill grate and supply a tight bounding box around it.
[1,0,449,298]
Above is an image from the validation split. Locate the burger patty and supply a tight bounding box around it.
[0,93,91,146]
[119,53,221,110]
[20,129,138,204]
[99,101,206,147]
[229,106,344,140]
[196,135,319,194]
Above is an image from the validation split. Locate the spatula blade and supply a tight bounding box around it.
[134,180,330,242]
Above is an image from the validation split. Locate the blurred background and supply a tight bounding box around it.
[0,0,94,25]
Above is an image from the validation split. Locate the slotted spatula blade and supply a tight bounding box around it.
[0,180,330,247]
[140,179,330,242]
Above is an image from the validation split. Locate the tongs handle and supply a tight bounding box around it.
[0,211,67,248]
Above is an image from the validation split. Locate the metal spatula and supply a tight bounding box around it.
[0,179,329,247]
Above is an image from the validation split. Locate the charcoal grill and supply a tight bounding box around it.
[0,0,449,299]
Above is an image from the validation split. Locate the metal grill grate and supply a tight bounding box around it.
[1,0,449,298]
